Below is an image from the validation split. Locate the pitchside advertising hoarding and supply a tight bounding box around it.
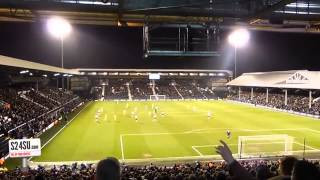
[9,139,41,158]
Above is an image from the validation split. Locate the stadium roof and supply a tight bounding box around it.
[0,55,79,75]
[0,54,232,77]
[1,0,320,33]
[227,70,320,90]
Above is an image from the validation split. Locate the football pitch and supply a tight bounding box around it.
[32,100,320,164]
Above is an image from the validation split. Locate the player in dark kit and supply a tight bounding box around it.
[226,130,231,139]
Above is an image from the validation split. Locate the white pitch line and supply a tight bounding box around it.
[184,128,305,134]
[191,146,204,156]
[184,128,227,133]
[193,142,285,149]
[121,128,306,137]
[294,142,320,151]
[304,128,320,134]
[241,128,305,132]
[29,102,92,161]
[193,143,237,148]
[120,135,125,161]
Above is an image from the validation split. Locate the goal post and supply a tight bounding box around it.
[150,95,166,101]
[238,134,294,158]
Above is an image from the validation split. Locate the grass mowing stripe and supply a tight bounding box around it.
[29,102,92,161]
[42,102,91,149]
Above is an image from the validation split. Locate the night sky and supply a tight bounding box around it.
[1,21,320,75]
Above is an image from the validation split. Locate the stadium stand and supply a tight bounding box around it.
[105,79,129,100]
[0,156,319,180]
[227,70,320,116]
[92,77,229,100]
[130,79,150,100]
[0,86,83,157]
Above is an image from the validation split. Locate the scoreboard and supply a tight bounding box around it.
[9,139,41,158]
[149,73,160,80]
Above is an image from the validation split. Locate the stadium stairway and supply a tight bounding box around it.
[173,84,184,99]
[195,85,208,99]
[151,81,156,96]
[126,84,132,101]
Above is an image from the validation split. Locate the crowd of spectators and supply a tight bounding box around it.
[227,90,320,115]
[1,152,319,180]
[105,79,129,100]
[0,86,83,156]
[130,79,151,99]
[25,89,60,110]
[99,78,224,100]
[0,89,46,133]
[154,79,181,99]
[41,87,76,104]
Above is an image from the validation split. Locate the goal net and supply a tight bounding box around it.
[150,95,166,101]
[238,134,294,158]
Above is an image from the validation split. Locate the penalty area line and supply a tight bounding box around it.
[29,102,92,161]
[294,142,320,151]
[191,146,204,156]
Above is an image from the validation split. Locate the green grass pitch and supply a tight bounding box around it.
[32,100,320,163]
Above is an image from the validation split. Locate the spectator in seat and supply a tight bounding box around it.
[256,165,272,180]
[269,156,297,180]
[291,160,320,180]
[96,157,120,180]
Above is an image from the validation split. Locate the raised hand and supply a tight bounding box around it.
[216,140,235,164]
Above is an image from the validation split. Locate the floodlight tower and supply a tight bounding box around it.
[47,17,72,89]
[228,28,250,78]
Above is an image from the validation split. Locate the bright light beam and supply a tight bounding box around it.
[47,17,72,39]
[228,28,250,48]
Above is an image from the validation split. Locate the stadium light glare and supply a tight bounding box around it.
[228,28,250,48]
[47,17,72,90]
[47,17,72,39]
[228,28,250,78]
[19,70,29,74]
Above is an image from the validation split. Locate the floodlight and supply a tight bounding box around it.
[19,70,29,74]
[228,28,250,48]
[47,17,72,39]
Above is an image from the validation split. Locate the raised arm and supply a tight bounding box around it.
[216,140,256,180]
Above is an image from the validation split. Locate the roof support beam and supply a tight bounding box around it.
[246,0,296,22]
